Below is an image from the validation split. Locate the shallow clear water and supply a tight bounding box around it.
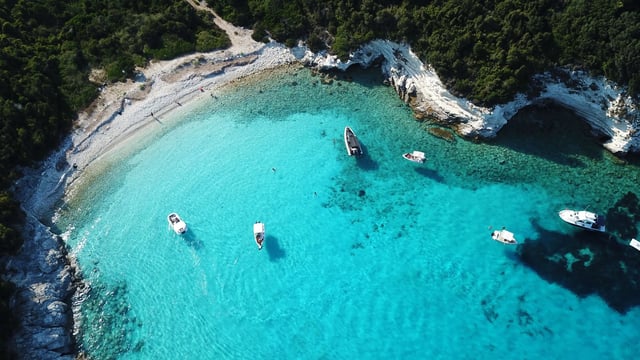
[58,66,640,359]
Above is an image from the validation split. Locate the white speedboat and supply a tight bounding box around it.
[168,212,187,234]
[558,209,606,232]
[402,150,426,163]
[491,229,517,244]
[629,238,640,252]
[253,222,265,250]
[344,126,363,156]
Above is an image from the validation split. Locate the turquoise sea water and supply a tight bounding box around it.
[57,66,640,359]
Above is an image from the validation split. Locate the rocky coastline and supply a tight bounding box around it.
[2,141,83,359]
[302,39,640,156]
[1,12,290,357]
[2,217,78,360]
[3,35,640,359]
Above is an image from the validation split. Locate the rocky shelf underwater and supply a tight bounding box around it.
[3,38,640,358]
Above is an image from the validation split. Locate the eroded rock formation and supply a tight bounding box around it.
[300,39,640,155]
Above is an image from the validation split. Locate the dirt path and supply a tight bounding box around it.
[74,2,266,146]
[185,0,262,54]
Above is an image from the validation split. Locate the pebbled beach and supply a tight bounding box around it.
[4,7,296,358]
[5,2,640,358]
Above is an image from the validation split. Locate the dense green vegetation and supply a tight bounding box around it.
[553,1,640,95]
[213,0,640,104]
[1,0,639,356]
[0,0,229,356]
[0,0,230,190]
[0,279,16,360]
[0,1,228,241]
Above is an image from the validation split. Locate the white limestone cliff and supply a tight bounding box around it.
[297,39,640,155]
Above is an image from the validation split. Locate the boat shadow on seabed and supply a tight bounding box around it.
[514,192,640,314]
[413,167,445,183]
[354,145,379,171]
[181,230,204,250]
[264,235,286,262]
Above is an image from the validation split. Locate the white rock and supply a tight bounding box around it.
[302,39,640,155]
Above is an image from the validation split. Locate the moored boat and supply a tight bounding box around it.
[253,221,265,250]
[630,238,640,252]
[402,150,426,163]
[344,126,363,156]
[558,209,606,232]
[168,212,187,234]
[491,229,517,244]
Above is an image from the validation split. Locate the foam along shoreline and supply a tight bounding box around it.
[4,10,298,357]
[17,38,640,224]
[303,39,640,155]
[16,45,297,221]
[5,10,640,357]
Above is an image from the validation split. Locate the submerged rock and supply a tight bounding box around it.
[517,210,640,314]
[1,217,79,359]
[299,39,640,155]
[427,127,456,142]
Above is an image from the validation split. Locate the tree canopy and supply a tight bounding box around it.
[0,1,229,356]
[1,1,640,356]
[213,0,640,104]
[0,0,229,243]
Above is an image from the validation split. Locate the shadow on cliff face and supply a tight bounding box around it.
[493,103,605,166]
[516,192,640,314]
[320,64,387,89]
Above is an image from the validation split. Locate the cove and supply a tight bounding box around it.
[56,66,640,359]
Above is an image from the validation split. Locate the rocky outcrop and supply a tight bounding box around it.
[298,39,640,155]
[1,34,638,360]
[3,142,80,359]
[2,215,78,359]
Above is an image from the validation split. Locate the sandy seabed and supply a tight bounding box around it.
[4,8,303,358]
[18,10,299,220]
[8,4,640,358]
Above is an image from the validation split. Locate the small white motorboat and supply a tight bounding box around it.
[558,209,606,232]
[344,126,363,156]
[491,229,517,244]
[402,150,426,163]
[253,222,265,250]
[629,238,640,252]
[168,212,187,234]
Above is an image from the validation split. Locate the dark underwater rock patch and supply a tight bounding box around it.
[77,278,142,359]
[517,205,640,314]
